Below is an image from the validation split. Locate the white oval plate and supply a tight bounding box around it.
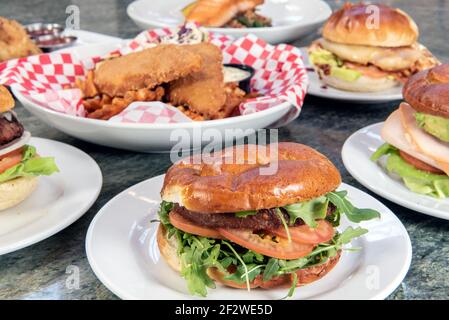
[13,42,296,153]
[127,0,332,44]
[300,48,403,103]
[86,175,411,300]
[0,137,102,255]
[342,122,449,220]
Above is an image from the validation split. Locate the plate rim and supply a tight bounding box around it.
[86,175,412,300]
[0,137,103,255]
[342,122,449,220]
[127,0,332,32]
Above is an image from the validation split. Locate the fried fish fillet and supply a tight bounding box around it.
[93,44,202,97]
[0,17,41,62]
[169,43,242,119]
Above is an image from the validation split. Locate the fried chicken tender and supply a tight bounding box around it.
[93,44,202,97]
[0,17,41,62]
[168,43,243,119]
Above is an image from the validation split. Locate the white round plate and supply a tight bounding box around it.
[127,0,332,44]
[13,42,297,153]
[86,175,411,300]
[342,122,449,220]
[300,48,403,103]
[0,137,102,255]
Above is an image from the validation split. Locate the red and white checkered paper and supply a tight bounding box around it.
[0,26,308,124]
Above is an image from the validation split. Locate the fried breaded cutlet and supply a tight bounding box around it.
[0,17,41,62]
[93,44,202,97]
[168,43,244,119]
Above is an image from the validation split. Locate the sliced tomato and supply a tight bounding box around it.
[270,220,335,245]
[218,228,314,260]
[169,211,224,239]
[0,147,23,174]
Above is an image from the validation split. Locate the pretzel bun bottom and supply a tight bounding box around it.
[157,225,341,290]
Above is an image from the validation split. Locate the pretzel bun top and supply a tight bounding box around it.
[0,86,14,113]
[322,3,418,47]
[403,63,449,118]
[161,142,341,213]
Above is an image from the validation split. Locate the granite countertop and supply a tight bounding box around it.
[0,0,448,300]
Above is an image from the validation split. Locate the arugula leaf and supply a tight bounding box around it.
[0,145,59,183]
[285,272,298,299]
[275,208,291,242]
[179,236,217,297]
[235,210,257,218]
[220,256,234,269]
[222,241,251,291]
[337,226,368,245]
[263,258,279,281]
[326,191,380,223]
[158,201,174,226]
[242,250,264,264]
[283,196,329,227]
[281,257,309,271]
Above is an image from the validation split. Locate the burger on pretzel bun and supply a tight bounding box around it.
[372,63,449,198]
[0,85,59,211]
[308,2,440,92]
[156,142,380,297]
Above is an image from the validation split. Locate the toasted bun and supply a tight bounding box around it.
[157,223,182,273]
[323,3,418,47]
[157,224,341,290]
[161,142,341,213]
[0,176,38,211]
[403,63,449,118]
[315,68,399,92]
[0,85,14,113]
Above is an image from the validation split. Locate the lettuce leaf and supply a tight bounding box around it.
[387,152,449,198]
[309,48,362,82]
[0,145,59,183]
[371,143,449,198]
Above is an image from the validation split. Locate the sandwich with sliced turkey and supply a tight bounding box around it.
[372,63,449,198]
[308,3,439,92]
[157,142,380,297]
[0,85,59,210]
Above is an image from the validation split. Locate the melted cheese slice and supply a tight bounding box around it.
[399,103,449,176]
[320,38,421,71]
[381,109,442,169]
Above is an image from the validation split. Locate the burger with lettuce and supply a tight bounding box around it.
[372,63,449,198]
[308,3,439,92]
[0,85,59,210]
[156,142,380,297]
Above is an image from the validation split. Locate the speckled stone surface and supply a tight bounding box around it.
[0,0,448,300]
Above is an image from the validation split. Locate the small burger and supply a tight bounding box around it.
[157,142,380,297]
[372,63,449,198]
[0,85,59,210]
[308,2,439,92]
